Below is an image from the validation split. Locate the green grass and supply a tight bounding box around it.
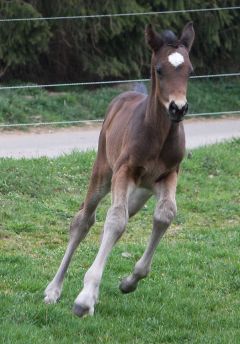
[0,140,240,343]
[0,78,239,126]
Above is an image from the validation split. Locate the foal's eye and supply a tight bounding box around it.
[156,64,162,76]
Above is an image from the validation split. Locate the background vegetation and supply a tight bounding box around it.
[0,78,240,126]
[0,0,239,84]
[0,140,239,343]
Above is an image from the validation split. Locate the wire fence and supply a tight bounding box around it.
[0,72,240,91]
[0,5,239,127]
[0,5,239,22]
[0,111,240,129]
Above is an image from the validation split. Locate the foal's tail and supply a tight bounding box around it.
[133,82,148,95]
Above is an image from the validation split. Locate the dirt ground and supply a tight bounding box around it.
[0,117,240,158]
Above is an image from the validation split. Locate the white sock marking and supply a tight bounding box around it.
[168,52,184,68]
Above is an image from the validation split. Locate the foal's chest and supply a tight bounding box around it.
[139,157,178,188]
[139,128,185,187]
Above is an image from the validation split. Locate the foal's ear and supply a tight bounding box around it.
[180,22,195,52]
[145,24,163,52]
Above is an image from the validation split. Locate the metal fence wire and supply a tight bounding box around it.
[0,5,239,127]
[1,5,240,21]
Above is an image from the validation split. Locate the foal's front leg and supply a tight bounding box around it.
[120,171,177,293]
[73,166,135,317]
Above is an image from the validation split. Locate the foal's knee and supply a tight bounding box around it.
[105,205,128,238]
[154,199,177,228]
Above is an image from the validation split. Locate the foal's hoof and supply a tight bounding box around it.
[44,287,61,304]
[73,303,94,318]
[119,277,138,294]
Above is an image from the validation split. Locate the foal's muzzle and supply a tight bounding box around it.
[168,101,188,122]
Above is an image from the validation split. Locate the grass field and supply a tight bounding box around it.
[0,78,240,126]
[0,139,239,343]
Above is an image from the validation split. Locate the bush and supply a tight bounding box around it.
[0,0,239,82]
[0,0,51,78]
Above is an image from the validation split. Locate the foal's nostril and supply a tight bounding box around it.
[169,101,178,115]
[182,102,189,115]
[169,101,189,117]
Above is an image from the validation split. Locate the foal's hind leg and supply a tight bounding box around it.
[44,164,111,304]
[120,172,177,293]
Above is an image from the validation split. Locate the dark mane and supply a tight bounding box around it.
[161,30,178,47]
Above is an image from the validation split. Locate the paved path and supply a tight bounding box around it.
[0,118,240,159]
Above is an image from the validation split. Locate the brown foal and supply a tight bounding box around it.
[44,22,195,317]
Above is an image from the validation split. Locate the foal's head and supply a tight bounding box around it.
[146,22,195,122]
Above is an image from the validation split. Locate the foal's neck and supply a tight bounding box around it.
[145,76,174,141]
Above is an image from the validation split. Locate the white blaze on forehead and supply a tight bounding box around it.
[168,52,184,68]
